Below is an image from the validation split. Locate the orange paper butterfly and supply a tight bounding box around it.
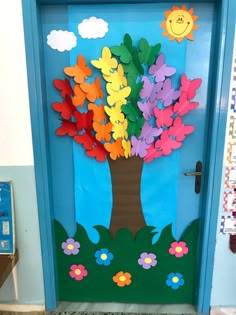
[80,77,104,102]
[93,121,113,142]
[64,55,92,83]
[72,84,86,107]
[104,138,125,160]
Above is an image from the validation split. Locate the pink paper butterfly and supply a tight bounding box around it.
[155,129,182,155]
[154,106,174,128]
[144,144,163,163]
[180,74,202,100]
[173,94,199,116]
[149,54,176,83]
[168,117,194,141]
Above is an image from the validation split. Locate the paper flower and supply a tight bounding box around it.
[61,238,80,255]
[69,264,88,281]
[113,271,132,287]
[166,272,184,289]
[169,241,188,257]
[138,252,157,269]
[95,248,113,266]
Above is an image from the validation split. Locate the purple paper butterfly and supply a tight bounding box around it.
[157,78,181,107]
[131,136,150,158]
[140,121,163,144]
[138,100,156,120]
[140,76,163,102]
[149,54,176,83]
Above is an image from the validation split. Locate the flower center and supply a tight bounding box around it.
[67,244,74,250]
[175,246,183,253]
[172,276,179,283]
[101,253,107,260]
[119,276,126,282]
[74,269,81,276]
[144,257,152,264]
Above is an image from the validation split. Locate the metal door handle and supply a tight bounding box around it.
[184,171,202,176]
[184,161,202,194]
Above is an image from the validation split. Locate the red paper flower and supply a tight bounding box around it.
[169,241,189,258]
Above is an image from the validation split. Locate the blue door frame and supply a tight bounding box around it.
[21,0,236,313]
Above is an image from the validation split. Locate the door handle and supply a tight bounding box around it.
[184,161,202,194]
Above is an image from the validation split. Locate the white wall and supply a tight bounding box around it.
[0,0,44,308]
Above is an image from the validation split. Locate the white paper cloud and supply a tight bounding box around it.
[47,30,77,52]
[78,17,108,39]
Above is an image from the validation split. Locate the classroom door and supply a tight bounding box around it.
[41,2,214,305]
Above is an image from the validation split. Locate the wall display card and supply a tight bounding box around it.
[228,115,236,139]
[0,181,15,254]
[223,191,236,212]
[230,87,236,113]
[220,215,236,234]
[226,141,236,165]
[224,167,236,188]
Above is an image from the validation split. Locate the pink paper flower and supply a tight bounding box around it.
[69,264,88,281]
[169,241,188,258]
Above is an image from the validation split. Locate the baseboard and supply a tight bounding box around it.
[0,304,45,312]
[210,308,236,315]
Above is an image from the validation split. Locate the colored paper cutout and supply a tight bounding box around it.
[106,84,131,106]
[105,105,125,124]
[110,33,135,64]
[73,110,93,132]
[149,54,176,83]
[88,103,106,122]
[180,74,202,100]
[122,139,131,158]
[157,78,181,107]
[140,121,163,144]
[53,78,74,98]
[138,252,157,269]
[91,47,117,76]
[78,17,108,39]
[47,30,77,52]
[112,120,128,140]
[160,5,199,43]
[131,136,150,158]
[56,120,77,136]
[72,84,86,107]
[173,94,199,116]
[103,64,127,91]
[154,106,174,128]
[138,39,161,66]
[93,121,112,141]
[139,76,163,103]
[80,76,104,102]
[104,138,124,160]
[113,271,132,287]
[64,55,92,83]
[52,96,75,120]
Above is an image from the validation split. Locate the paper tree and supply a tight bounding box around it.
[52,33,202,235]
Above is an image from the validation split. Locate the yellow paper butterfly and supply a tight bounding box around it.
[112,119,128,140]
[103,64,127,91]
[91,47,118,76]
[106,84,131,106]
[122,139,131,159]
[104,104,125,125]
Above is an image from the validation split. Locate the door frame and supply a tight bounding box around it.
[21,0,236,313]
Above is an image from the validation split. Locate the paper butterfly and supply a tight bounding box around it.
[110,33,135,64]
[149,54,176,83]
[154,106,174,128]
[140,121,163,144]
[91,47,118,76]
[122,101,140,122]
[157,78,181,107]
[80,76,103,102]
[104,105,125,124]
[155,129,182,155]
[127,118,145,138]
[140,76,163,102]
[173,94,199,116]
[122,139,131,158]
[138,100,156,120]
[103,64,127,91]
[144,144,163,163]
[53,78,74,98]
[73,110,93,132]
[72,84,86,107]
[52,95,75,120]
[138,38,161,66]
[88,103,106,122]
[64,55,92,83]
[131,136,150,158]
[104,138,125,160]
[93,121,113,142]
[180,74,202,100]
[112,119,128,140]
[107,84,131,106]
[56,120,77,136]
[168,117,194,141]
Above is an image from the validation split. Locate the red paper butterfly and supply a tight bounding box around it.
[73,110,93,132]
[52,95,75,120]
[53,78,74,98]
[56,120,77,136]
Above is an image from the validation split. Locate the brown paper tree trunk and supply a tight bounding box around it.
[108,156,146,236]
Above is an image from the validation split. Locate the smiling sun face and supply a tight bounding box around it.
[161,5,199,43]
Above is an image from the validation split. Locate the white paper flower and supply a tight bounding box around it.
[78,17,108,39]
[47,30,77,52]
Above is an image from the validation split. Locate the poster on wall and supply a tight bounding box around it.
[0,181,15,255]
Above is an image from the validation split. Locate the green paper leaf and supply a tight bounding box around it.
[138,38,161,66]
[122,101,141,122]
[127,117,145,137]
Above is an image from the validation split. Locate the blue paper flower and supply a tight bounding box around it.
[95,248,113,266]
[166,272,184,290]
